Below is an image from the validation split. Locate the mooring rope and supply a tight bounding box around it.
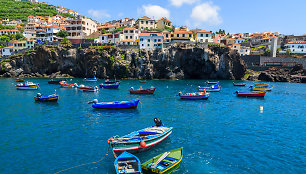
[54,146,110,174]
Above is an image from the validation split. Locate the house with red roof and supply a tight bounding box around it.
[139,33,163,50]
[171,30,194,42]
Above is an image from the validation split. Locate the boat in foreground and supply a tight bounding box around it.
[91,99,139,109]
[234,91,266,97]
[99,81,120,89]
[141,147,183,174]
[75,84,98,92]
[108,118,172,158]
[130,86,155,94]
[34,93,59,102]
[83,76,97,82]
[178,91,209,100]
[250,86,273,91]
[16,82,39,90]
[233,82,246,86]
[114,151,142,174]
[59,81,75,88]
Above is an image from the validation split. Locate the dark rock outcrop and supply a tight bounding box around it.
[0,44,246,80]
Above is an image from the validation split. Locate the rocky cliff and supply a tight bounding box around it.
[0,43,246,80]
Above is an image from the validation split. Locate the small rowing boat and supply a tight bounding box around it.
[114,151,142,174]
[48,79,63,84]
[108,118,172,158]
[198,82,221,92]
[16,82,39,90]
[75,84,98,92]
[99,81,120,89]
[234,91,266,97]
[90,99,139,109]
[139,80,146,83]
[233,82,246,86]
[250,86,273,91]
[141,147,183,174]
[130,86,155,94]
[34,93,59,102]
[15,78,24,82]
[104,79,120,84]
[59,81,75,88]
[178,91,209,100]
[83,76,97,82]
[255,83,270,86]
[207,81,219,85]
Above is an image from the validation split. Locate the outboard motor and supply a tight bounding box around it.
[154,117,162,127]
[93,99,98,104]
[130,87,134,90]
[37,93,42,97]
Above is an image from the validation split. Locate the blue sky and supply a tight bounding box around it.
[44,0,305,35]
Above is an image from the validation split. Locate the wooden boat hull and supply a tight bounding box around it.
[34,95,59,102]
[60,82,75,88]
[236,91,266,97]
[114,151,142,174]
[110,127,172,158]
[141,147,183,174]
[139,81,146,83]
[130,88,155,94]
[16,84,39,90]
[92,99,139,109]
[251,86,273,91]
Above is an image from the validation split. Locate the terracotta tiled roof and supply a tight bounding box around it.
[196,30,212,33]
[138,16,153,20]
[157,17,171,23]
[0,29,19,31]
[139,33,163,37]
[174,30,192,34]
[233,43,240,45]
[124,27,136,30]
[3,46,13,49]
[288,41,306,44]
[121,39,133,42]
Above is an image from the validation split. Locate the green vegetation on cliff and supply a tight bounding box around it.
[0,0,74,21]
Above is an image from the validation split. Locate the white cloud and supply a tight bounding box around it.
[88,9,110,20]
[190,2,222,26]
[169,0,199,7]
[141,5,170,19]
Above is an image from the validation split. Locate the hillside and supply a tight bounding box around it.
[0,0,74,21]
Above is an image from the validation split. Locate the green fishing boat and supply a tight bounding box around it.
[141,147,183,174]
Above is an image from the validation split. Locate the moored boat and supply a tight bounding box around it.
[16,82,39,90]
[114,151,142,174]
[234,91,266,97]
[59,81,75,88]
[139,80,146,83]
[250,85,273,91]
[233,82,246,86]
[207,81,219,85]
[75,83,98,92]
[255,83,270,86]
[48,79,63,84]
[90,99,139,109]
[198,83,221,92]
[15,78,24,82]
[105,79,120,84]
[141,147,183,174]
[99,81,120,89]
[108,118,172,158]
[34,93,59,102]
[83,76,97,82]
[130,86,155,94]
[178,91,209,100]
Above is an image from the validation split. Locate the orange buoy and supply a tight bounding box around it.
[107,138,114,144]
[140,140,146,148]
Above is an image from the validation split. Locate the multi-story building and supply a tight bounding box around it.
[1,46,13,57]
[195,30,213,43]
[64,16,97,43]
[0,29,20,35]
[156,17,172,30]
[282,41,306,54]
[136,16,156,30]
[171,30,193,42]
[139,33,163,50]
[162,30,171,43]
[26,40,35,48]
[23,30,36,40]
[121,27,139,44]
[12,40,27,52]
[232,43,251,56]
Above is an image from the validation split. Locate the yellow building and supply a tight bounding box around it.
[171,30,194,41]
[156,17,172,30]
[136,16,156,30]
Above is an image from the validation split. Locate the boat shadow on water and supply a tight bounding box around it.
[91,109,140,116]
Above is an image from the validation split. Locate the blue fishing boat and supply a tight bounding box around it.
[108,118,172,158]
[198,83,221,92]
[90,99,139,109]
[83,76,97,82]
[114,151,142,174]
[104,79,120,84]
[178,91,209,100]
[16,81,39,90]
[34,93,59,102]
[99,81,120,89]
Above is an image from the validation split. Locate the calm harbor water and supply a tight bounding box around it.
[0,79,305,174]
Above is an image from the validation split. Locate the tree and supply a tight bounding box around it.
[264,48,271,56]
[286,49,291,56]
[276,48,282,54]
[0,35,10,42]
[242,40,249,43]
[56,30,69,38]
[15,33,25,40]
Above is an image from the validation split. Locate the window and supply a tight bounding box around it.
[200,34,203,37]
[234,46,236,48]
[292,45,294,48]
[140,38,143,41]
[146,21,148,24]
[189,34,192,37]
[166,34,168,37]
[148,39,150,42]
[293,49,295,52]
[154,39,157,42]
[206,34,209,37]
[124,30,128,33]
[246,50,248,52]
[158,39,161,42]
[147,44,150,46]
[177,34,179,37]
[130,30,133,33]
[141,21,144,24]
[126,36,128,39]
[182,34,185,37]
[142,44,144,46]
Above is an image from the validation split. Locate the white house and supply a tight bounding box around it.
[1,46,13,56]
[121,27,139,45]
[139,33,163,50]
[283,41,306,53]
[196,30,213,43]
[23,30,36,40]
[234,38,245,44]
[232,43,251,56]
[0,29,20,35]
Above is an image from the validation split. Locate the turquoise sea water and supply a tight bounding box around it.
[0,79,305,174]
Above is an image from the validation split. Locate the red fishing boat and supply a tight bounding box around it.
[139,80,146,83]
[59,81,75,88]
[234,91,266,97]
[129,86,155,94]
